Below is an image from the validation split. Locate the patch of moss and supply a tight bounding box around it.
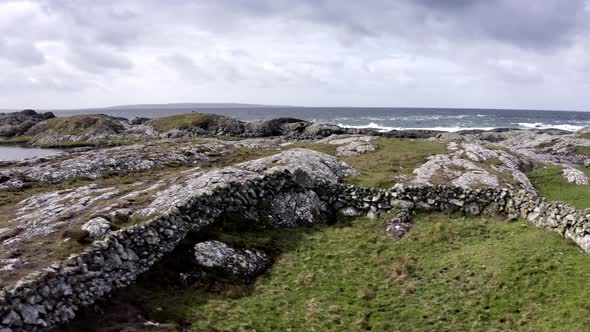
[122,213,590,331]
[574,146,590,157]
[284,142,338,156]
[62,228,92,244]
[485,158,504,166]
[0,136,32,145]
[528,164,590,209]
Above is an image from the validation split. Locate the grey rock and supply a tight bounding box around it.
[269,191,326,227]
[19,305,39,325]
[1,311,22,327]
[339,207,361,217]
[562,167,590,185]
[193,241,271,283]
[383,210,414,239]
[0,109,54,138]
[409,142,535,192]
[81,217,111,240]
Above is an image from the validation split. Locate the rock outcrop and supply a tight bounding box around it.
[0,110,55,138]
[407,142,535,192]
[440,128,590,166]
[0,138,283,190]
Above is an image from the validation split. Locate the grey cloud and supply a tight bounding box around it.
[0,0,588,109]
[0,39,45,67]
[67,45,133,73]
[159,54,212,80]
[202,0,588,50]
[413,0,587,50]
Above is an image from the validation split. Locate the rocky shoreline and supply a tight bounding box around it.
[1,110,590,331]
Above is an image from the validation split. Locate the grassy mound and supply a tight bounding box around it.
[24,114,131,147]
[528,164,590,209]
[149,113,222,133]
[118,213,590,331]
[31,115,124,136]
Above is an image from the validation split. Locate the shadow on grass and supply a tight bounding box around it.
[62,212,355,331]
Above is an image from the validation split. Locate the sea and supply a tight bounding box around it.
[53,107,590,133]
[2,107,590,161]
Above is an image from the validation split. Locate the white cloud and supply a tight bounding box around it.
[0,0,589,110]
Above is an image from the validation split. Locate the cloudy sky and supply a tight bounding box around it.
[1,0,590,110]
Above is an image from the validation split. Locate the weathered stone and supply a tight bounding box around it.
[383,209,415,239]
[81,218,111,240]
[193,241,271,283]
[269,191,325,227]
[562,167,590,185]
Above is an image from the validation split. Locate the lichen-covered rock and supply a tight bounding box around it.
[383,209,415,239]
[193,241,271,282]
[81,217,111,239]
[238,148,359,186]
[441,128,590,166]
[269,191,326,227]
[562,167,590,185]
[409,142,535,192]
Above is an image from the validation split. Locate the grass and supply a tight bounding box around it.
[149,113,218,133]
[284,138,447,189]
[528,164,590,209]
[574,146,590,157]
[36,115,123,136]
[577,132,590,140]
[343,138,447,188]
[0,136,32,144]
[284,142,339,156]
[118,213,590,331]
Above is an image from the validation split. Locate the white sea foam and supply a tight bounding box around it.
[337,123,499,132]
[516,122,587,132]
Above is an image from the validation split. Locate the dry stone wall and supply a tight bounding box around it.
[335,183,590,252]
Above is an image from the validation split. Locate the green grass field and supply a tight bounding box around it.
[528,164,590,209]
[122,213,590,331]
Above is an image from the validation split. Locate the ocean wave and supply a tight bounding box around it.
[351,115,473,122]
[516,122,587,131]
[337,123,499,132]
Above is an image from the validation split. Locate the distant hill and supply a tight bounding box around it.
[100,103,291,110]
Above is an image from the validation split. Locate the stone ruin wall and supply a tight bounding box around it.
[2,169,590,331]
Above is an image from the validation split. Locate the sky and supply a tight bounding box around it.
[1,0,590,110]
